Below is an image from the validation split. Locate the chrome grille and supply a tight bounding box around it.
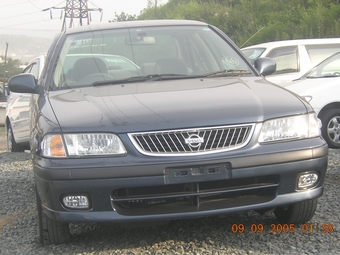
[129,124,254,156]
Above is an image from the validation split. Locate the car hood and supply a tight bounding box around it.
[286,77,339,95]
[285,77,340,114]
[48,77,308,133]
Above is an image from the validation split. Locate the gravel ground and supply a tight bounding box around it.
[0,126,339,255]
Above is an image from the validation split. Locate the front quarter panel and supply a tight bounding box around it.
[29,91,61,156]
[29,33,65,155]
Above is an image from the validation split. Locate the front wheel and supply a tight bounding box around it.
[320,108,340,148]
[36,187,72,245]
[274,199,317,223]
[7,123,24,152]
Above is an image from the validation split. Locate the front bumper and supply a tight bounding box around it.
[34,140,328,223]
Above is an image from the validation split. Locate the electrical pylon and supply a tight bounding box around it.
[43,0,102,31]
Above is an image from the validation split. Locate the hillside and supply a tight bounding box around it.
[0,35,53,63]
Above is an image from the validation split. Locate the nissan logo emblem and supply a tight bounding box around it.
[185,134,204,148]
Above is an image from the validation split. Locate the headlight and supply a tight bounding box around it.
[259,113,321,143]
[41,133,126,157]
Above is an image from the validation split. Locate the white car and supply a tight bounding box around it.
[242,38,340,86]
[285,52,340,148]
[6,55,45,152]
[0,86,7,126]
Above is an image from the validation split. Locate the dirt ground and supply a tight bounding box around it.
[0,126,6,150]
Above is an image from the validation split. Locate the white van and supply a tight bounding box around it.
[241,38,340,86]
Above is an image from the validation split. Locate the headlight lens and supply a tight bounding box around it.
[259,113,321,143]
[41,133,126,157]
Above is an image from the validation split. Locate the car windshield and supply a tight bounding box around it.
[52,25,253,89]
[241,47,266,64]
[304,52,340,79]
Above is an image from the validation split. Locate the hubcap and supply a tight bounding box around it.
[327,115,340,144]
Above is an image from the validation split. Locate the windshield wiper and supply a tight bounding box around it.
[306,74,340,79]
[92,75,159,86]
[92,70,250,86]
[204,69,252,78]
[92,74,195,86]
[306,76,321,79]
[320,74,340,78]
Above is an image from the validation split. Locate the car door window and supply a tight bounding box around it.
[23,58,40,78]
[22,65,32,74]
[306,44,340,66]
[30,62,40,78]
[306,53,340,78]
[266,46,298,75]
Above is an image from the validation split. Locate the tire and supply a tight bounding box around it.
[274,199,317,223]
[35,187,72,245]
[7,123,24,152]
[320,108,340,148]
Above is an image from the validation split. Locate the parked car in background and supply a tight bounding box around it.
[0,86,8,126]
[8,20,327,245]
[5,55,45,152]
[241,38,340,86]
[285,51,340,148]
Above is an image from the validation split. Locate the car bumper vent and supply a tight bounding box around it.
[111,175,279,216]
[128,124,255,156]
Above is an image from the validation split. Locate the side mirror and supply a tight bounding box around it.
[8,73,40,94]
[254,57,276,76]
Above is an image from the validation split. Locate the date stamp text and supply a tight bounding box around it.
[231,223,335,234]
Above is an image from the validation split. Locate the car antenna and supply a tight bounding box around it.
[240,26,265,48]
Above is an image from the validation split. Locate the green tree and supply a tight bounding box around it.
[0,56,23,81]
[114,0,340,47]
[109,12,136,22]
[138,1,229,27]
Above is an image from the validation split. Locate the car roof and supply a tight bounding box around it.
[64,20,209,35]
[242,38,340,49]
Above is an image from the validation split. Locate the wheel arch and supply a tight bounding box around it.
[318,102,340,119]
[5,117,18,143]
[5,116,9,131]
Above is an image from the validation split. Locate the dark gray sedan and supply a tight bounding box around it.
[8,20,328,245]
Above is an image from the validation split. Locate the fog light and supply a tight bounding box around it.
[63,195,89,209]
[297,172,318,190]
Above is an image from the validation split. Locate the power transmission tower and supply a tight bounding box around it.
[43,0,102,31]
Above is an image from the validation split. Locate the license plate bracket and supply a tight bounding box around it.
[165,164,231,184]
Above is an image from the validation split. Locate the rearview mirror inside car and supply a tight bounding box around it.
[125,36,155,45]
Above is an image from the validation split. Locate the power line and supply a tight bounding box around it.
[27,0,41,10]
[0,20,46,29]
[0,10,41,20]
[0,0,63,28]
[0,0,38,8]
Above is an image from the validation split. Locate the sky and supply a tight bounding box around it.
[0,0,168,38]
